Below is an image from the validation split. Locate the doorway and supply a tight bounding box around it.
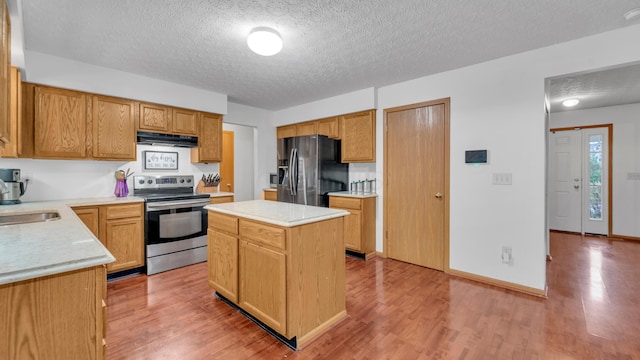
[384,98,450,271]
[548,125,611,236]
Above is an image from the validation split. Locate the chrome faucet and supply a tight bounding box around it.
[0,179,8,194]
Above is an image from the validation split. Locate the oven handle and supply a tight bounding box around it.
[146,199,211,211]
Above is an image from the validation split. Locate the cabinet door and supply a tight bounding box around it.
[73,207,100,240]
[343,208,362,251]
[0,1,8,145]
[263,190,277,201]
[239,240,287,334]
[317,117,339,139]
[210,196,233,204]
[208,230,238,303]
[276,124,296,139]
[295,121,316,136]
[172,108,198,135]
[0,67,21,157]
[341,110,376,162]
[192,112,222,162]
[103,216,144,273]
[92,95,136,160]
[139,102,170,132]
[34,86,88,159]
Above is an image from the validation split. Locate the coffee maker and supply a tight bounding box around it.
[0,169,27,204]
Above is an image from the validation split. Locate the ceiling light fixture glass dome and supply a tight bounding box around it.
[562,99,580,107]
[247,27,283,56]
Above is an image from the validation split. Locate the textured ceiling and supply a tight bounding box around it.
[18,0,640,110]
[549,62,640,113]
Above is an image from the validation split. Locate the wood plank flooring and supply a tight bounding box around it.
[106,232,640,359]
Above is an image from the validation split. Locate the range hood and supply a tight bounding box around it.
[136,131,198,148]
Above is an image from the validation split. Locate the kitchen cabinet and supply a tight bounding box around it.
[172,108,198,135]
[0,0,9,146]
[73,203,144,274]
[91,95,136,160]
[33,86,88,159]
[210,195,234,204]
[263,190,277,201]
[340,110,376,162]
[208,212,239,303]
[138,102,171,133]
[0,265,107,360]
[191,112,223,163]
[317,117,340,139]
[0,67,26,158]
[276,124,296,139]
[207,205,346,349]
[239,239,287,334]
[329,195,377,259]
[295,120,317,137]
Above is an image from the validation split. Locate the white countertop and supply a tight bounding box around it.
[209,192,234,197]
[205,200,349,227]
[328,191,378,198]
[0,197,145,285]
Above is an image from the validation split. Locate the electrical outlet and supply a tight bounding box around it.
[501,246,512,264]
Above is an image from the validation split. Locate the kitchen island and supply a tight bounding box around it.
[205,200,349,350]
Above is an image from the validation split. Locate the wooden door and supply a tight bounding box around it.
[0,0,9,145]
[73,207,100,239]
[343,209,362,251]
[34,86,88,159]
[92,95,136,160]
[139,102,170,132]
[104,217,144,272]
[195,112,222,162]
[341,110,376,162]
[239,240,287,334]
[385,99,449,270]
[220,130,234,193]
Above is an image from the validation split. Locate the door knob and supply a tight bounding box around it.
[435,192,443,198]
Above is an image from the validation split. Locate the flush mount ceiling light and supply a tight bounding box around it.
[624,8,640,21]
[562,99,580,107]
[247,27,282,56]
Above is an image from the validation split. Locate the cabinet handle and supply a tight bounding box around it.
[435,192,443,198]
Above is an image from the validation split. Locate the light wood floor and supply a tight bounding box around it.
[106,232,640,359]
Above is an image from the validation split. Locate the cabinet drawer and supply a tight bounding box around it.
[105,203,142,219]
[210,196,234,204]
[329,196,361,210]
[240,220,286,250]
[210,212,238,234]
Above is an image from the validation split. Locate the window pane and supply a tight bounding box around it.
[589,135,603,220]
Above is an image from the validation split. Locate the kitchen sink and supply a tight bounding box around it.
[0,210,61,226]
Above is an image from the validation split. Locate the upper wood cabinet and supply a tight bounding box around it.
[277,124,296,139]
[33,86,88,159]
[317,117,339,139]
[295,121,316,137]
[172,108,198,135]
[91,95,136,160]
[0,67,24,158]
[139,102,171,133]
[340,110,376,162]
[0,0,9,146]
[191,112,222,163]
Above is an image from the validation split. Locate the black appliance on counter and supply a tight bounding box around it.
[133,175,210,275]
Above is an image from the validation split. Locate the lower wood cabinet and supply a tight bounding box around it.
[0,265,107,360]
[73,202,144,273]
[329,195,377,259]
[209,195,234,204]
[208,229,238,303]
[263,190,277,201]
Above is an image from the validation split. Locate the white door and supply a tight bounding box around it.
[548,127,609,235]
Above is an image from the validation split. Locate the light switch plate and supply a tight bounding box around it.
[492,173,512,185]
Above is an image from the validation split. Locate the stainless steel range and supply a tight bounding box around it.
[133,175,210,275]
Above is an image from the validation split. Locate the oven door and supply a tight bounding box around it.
[145,198,210,246]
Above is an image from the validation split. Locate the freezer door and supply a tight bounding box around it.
[277,137,299,203]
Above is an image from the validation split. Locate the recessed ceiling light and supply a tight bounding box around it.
[562,99,580,107]
[624,8,640,21]
[247,27,282,56]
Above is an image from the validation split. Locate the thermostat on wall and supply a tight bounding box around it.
[465,150,487,164]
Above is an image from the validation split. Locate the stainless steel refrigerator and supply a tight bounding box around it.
[277,134,348,207]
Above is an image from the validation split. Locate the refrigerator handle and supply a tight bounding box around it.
[292,148,298,195]
[288,147,295,196]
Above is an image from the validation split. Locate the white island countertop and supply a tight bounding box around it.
[0,197,144,285]
[205,200,349,227]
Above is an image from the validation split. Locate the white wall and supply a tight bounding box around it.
[222,123,255,201]
[224,102,276,198]
[550,103,640,238]
[0,145,217,201]
[24,51,227,114]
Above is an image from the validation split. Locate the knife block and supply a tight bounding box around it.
[196,180,218,193]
